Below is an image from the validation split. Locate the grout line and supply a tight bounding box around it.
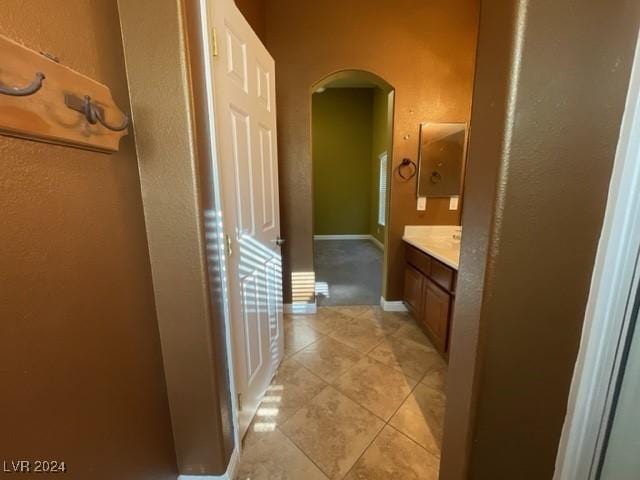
[342,416,387,479]
[386,423,442,461]
[388,377,421,421]
[259,357,331,477]
[343,379,442,478]
[291,358,329,384]
[284,333,327,359]
[276,423,331,479]
[276,385,357,479]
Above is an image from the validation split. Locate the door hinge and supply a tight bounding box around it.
[211,27,219,57]
[226,234,233,257]
[237,393,243,410]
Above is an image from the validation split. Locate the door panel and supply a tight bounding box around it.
[256,63,271,111]
[404,265,424,318]
[266,256,283,355]
[229,106,255,234]
[258,125,276,231]
[241,272,263,382]
[224,25,248,91]
[207,0,283,439]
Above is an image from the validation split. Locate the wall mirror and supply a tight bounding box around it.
[417,122,468,197]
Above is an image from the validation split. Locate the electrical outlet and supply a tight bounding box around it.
[449,196,459,210]
[417,197,427,211]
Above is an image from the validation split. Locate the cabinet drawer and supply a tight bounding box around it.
[430,258,455,292]
[406,245,431,276]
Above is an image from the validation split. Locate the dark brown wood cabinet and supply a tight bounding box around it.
[403,244,457,357]
[422,278,451,353]
[404,265,423,317]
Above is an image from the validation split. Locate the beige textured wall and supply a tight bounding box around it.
[0,1,177,478]
[261,0,480,302]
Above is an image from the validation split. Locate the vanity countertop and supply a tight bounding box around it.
[402,225,461,270]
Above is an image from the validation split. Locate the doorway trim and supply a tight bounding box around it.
[178,448,239,480]
[554,31,640,480]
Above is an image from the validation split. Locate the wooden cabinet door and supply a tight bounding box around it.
[422,278,451,353]
[404,266,424,318]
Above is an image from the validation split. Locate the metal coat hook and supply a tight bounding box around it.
[0,71,45,96]
[65,93,130,132]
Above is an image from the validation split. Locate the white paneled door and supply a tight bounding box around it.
[205,0,284,438]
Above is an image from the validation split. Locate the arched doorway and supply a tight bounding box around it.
[311,70,395,306]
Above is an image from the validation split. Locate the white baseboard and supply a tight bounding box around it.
[314,234,385,251]
[178,446,239,480]
[380,296,408,312]
[314,234,371,240]
[284,302,317,314]
[369,236,384,250]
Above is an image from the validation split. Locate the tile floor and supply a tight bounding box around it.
[236,306,448,480]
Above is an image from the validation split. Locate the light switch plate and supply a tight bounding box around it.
[417,197,427,211]
[449,196,459,210]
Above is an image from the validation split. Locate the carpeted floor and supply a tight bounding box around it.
[314,239,383,306]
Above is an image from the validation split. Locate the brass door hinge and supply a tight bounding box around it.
[211,27,219,57]
[226,234,233,257]
[237,393,243,410]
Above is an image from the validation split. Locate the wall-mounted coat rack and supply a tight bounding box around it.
[0,34,129,153]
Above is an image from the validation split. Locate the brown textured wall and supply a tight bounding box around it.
[0,1,177,479]
[235,0,266,42]
[441,1,640,479]
[259,0,480,302]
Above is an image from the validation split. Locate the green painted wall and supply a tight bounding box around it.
[369,88,393,245]
[312,87,391,241]
[312,89,374,235]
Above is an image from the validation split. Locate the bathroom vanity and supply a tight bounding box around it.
[402,226,460,358]
[401,121,466,358]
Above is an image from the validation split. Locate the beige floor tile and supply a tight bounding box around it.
[329,319,387,353]
[285,313,311,325]
[285,314,317,332]
[302,307,352,334]
[333,356,417,421]
[354,307,408,335]
[255,359,327,426]
[242,308,448,479]
[281,386,385,479]
[345,426,440,480]
[389,383,446,457]
[268,358,327,425]
[237,426,328,480]
[285,319,324,357]
[420,351,448,392]
[331,305,370,318]
[368,336,437,380]
[291,337,362,383]
[392,321,435,349]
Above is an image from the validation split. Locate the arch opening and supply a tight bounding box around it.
[310,69,395,306]
[312,69,394,94]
